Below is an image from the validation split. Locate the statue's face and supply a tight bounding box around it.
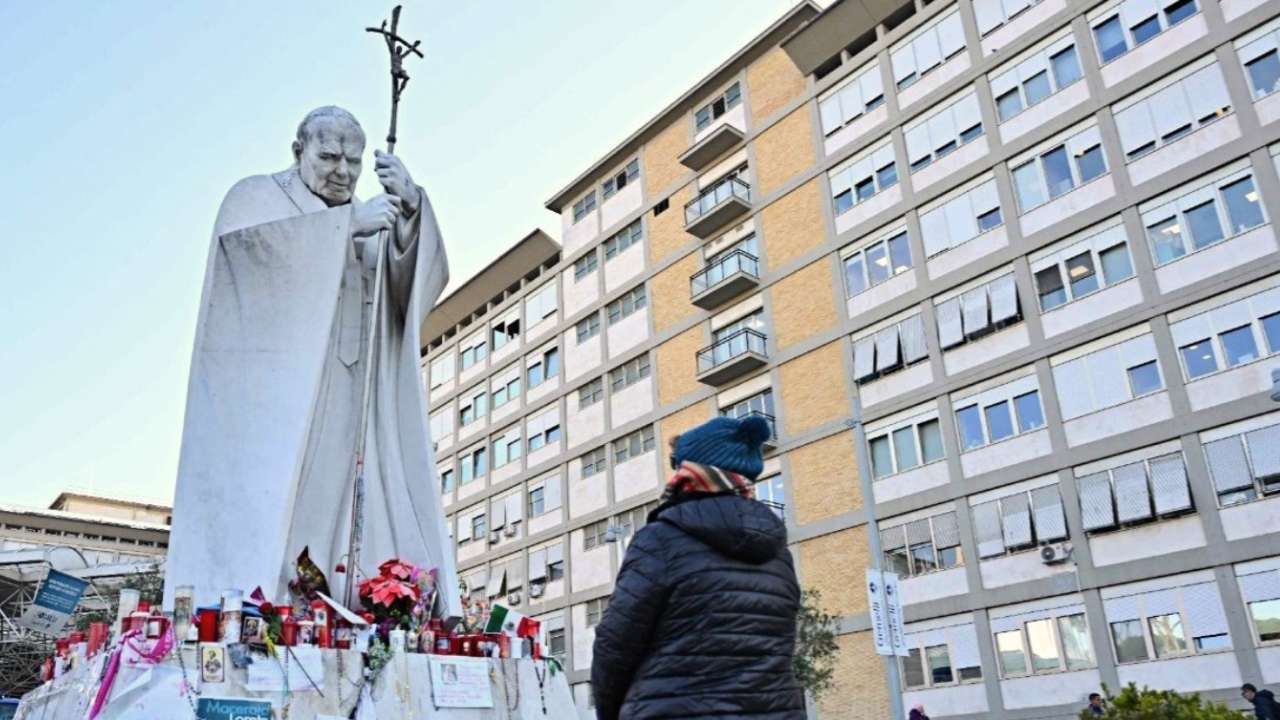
[295,118,365,206]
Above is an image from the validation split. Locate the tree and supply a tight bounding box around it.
[794,589,839,702]
[1080,683,1248,720]
[75,570,164,631]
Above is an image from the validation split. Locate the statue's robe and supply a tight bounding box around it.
[163,166,459,615]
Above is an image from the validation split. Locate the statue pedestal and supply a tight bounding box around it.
[16,647,575,719]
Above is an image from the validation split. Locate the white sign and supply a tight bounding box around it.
[883,571,909,657]
[244,647,325,692]
[865,568,892,656]
[429,656,493,708]
[17,569,88,636]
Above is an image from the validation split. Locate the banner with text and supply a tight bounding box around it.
[17,569,87,636]
[865,568,907,656]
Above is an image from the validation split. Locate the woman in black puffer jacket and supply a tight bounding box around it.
[591,415,805,720]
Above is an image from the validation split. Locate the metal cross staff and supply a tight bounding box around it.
[344,5,424,609]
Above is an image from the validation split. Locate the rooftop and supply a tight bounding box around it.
[781,0,908,75]
[49,491,171,514]
[421,229,561,349]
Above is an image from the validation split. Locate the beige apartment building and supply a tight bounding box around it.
[420,0,1280,716]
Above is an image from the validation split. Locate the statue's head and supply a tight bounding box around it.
[292,106,366,206]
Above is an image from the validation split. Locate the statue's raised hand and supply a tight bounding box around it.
[352,193,402,237]
[374,150,420,215]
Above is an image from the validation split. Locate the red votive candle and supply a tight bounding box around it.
[197,609,219,642]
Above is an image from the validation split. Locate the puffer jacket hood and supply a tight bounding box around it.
[656,493,786,564]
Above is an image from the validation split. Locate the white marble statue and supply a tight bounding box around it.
[163,106,459,615]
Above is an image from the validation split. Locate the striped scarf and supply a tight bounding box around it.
[661,460,755,503]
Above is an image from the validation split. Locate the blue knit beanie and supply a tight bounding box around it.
[670,415,772,480]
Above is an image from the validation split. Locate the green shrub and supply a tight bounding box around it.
[1080,683,1248,720]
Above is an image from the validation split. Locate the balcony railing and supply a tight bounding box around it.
[759,499,786,518]
[696,328,768,385]
[684,176,752,238]
[690,249,760,308]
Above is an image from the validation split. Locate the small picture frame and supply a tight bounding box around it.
[200,643,226,684]
[241,616,265,645]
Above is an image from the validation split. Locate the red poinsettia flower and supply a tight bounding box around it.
[259,602,274,616]
[378,558,416,580]
[359,575,420,609]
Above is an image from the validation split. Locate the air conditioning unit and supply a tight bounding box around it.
[504,524,518,537]
[507,591,522,606]
[1040,542,1073,565]
[489,531,501,544]
[528,583,545,599]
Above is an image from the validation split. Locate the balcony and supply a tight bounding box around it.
[685,176,752,239]
[696,328,768,385]
[690,249,760,309]
[678,124,745,171]
[759,499,786,519]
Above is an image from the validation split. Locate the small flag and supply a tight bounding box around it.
[484,604,540,638]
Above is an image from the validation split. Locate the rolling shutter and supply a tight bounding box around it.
[1078,473,1117,531]
[1113,462,1153,523]
[1150,454,1192,514]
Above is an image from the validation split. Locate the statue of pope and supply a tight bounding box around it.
[163,106,459,615]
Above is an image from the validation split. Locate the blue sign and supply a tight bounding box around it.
[197,697,274,720]
[17,569,88,635]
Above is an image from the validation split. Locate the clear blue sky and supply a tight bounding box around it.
[0,1,802,508]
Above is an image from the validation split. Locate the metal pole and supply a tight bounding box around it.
[848,395,905,720]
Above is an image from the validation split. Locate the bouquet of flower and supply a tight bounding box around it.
[358,558,439,638]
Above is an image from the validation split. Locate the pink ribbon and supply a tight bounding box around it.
[87,627,175,719]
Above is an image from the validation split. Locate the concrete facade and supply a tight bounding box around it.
[421,0,1280,716]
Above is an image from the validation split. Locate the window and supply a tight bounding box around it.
[1171,283,1280,382]
[904,91,983,173]
[583,519,610,550]
[1077,451,1193,532]
[610,355,651,392]
[527,409,561,452]
[575,313,601,344]
[988,607,1090,676]
[1114,61,1231,162]
[460,334,487,371]
[901,625,982,689]
[613,427,655,464]
[881,511,962,577]
[429,355,454,389]
[491,314,521,352]
[935,273,1021,350]
[829,142,898,216]
[526,347,560,389]
[1249,598,1280,643]
[1241,29,1280,100]
[1010,125,1107,213]
[819,63,885,136]
[721,389,776,431]
[990,37,1083,124]
[547,548,565,581]
[920,179,1002,258]
[607,286,647,325]
[586,597,610,626]
[459,447,487,484]
[528,486,545,517]
[574,251,598,281]
[868,416,945,479]
[604,220,642,260]
[1032,225,1134,311]
[525,282,558,326]
[695,82,742,131]
[1051,331,1163,420]
[1091,0,1200,65]
[548,627,566,657]
[581,446,607,477]
[572,191,596,223]
[459,388,488,427]
[440,469,455,493]
[491,368,521,409]
[753,474,785,517]
[471,513,487,541]
[577,378,604,408]
[974,0,1048,36]
[493,427,522,468]
[1106,580,1234,663]
[843,230,912,297]
[1201,419,1280,506]
[601,160,639,200]
[890,11,966,90]
[429,408,453,441]
[971,484,1067,558]
[852,314,929,383]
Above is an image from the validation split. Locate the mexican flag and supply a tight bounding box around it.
[485,604,540,638]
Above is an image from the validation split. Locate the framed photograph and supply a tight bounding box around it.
[201,643,226,684]
[241,616,265,645]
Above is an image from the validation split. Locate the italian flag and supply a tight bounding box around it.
[485,604,540,638]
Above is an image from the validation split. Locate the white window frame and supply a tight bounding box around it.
[609,354,651,392]
[572,191,597,223]
[880,510,963,578]
[952,373,1045,452]
[1009,123,1108,214]
[1237,18,1280,101]
[903,89,985,173]
[1140,163,1269,267]
[841,226,913,298]
[577,378,604,409]
[1170,281,1280,383]
[890,9,967,90]
[1075,446,1193,532]
[601,159,639,200]
[867,411,947,479]
[573,251,598,281]
[607,285,648,325]
[1030,221,1134,312]
[612,426,655,465]
[604,220,643,261]
[991,606,1096,678]
[1089,0,1203,67]
[971,481,1068,558]
[989,31,1083,123]
[919,176,1003,258]
[1112,57,1232,162]
[694,82,742,131]
[818,61,885,136]
[829,140,898,216]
